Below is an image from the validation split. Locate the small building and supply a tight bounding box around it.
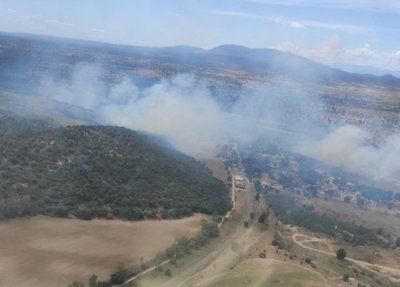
[234,176,246,189]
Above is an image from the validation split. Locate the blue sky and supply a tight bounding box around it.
[1,0,400,72]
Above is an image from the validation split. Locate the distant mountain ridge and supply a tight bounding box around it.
[331,62,400,78]
[0,31,399,92]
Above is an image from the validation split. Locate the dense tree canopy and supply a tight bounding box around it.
[0,124,230,220]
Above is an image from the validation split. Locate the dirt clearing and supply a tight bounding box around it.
[0,215,206,287]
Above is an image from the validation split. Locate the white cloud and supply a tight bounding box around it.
[277,36,400,72]
[299,20,365,33]
[210,10,366,32]
[246,0,400,14]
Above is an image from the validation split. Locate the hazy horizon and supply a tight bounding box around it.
[1,0,399,75]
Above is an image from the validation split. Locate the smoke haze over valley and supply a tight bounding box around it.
[30,59,399,185]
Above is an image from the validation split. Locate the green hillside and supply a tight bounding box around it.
[0,124,230,220]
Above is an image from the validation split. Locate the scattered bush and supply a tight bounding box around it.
[337,248,347,260]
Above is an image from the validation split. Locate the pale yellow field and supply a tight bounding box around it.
[0,215,206,287]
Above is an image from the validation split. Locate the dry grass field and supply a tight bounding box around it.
[202,258,327,287]
[0,215,206,287]
[311,198,400,237]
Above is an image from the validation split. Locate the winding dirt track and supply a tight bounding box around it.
[292,233,400,282]
[120,167,241,287]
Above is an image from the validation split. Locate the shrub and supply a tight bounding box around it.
[120,208,144,220]
[88,274,98,287]
[344,196,351,203]
[258,211,268,223]
[258,252,266,258]
[343,273,350,282]
[201,220,219,238]
[164,269,172,277]
[396,238,400,247]
[337,248,347,260]
[75,207,93,220]
[110,265,128,285]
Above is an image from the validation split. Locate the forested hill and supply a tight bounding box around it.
[0,125,231,220]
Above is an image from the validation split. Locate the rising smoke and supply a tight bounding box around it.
[299,125,400,182]
[40,63,400,183]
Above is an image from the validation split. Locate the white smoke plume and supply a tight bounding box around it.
[42,63,105,109]
[299,125,400,182]
[40,63,400,183]
[100,75,232,155]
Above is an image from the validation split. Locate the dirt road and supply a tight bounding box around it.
[293,233,400,282]
[121,160,246,287]
[159,173,254,287]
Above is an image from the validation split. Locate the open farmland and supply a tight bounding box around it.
[0,215,206,287]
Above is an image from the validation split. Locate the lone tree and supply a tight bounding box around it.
[336,248,347,260]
